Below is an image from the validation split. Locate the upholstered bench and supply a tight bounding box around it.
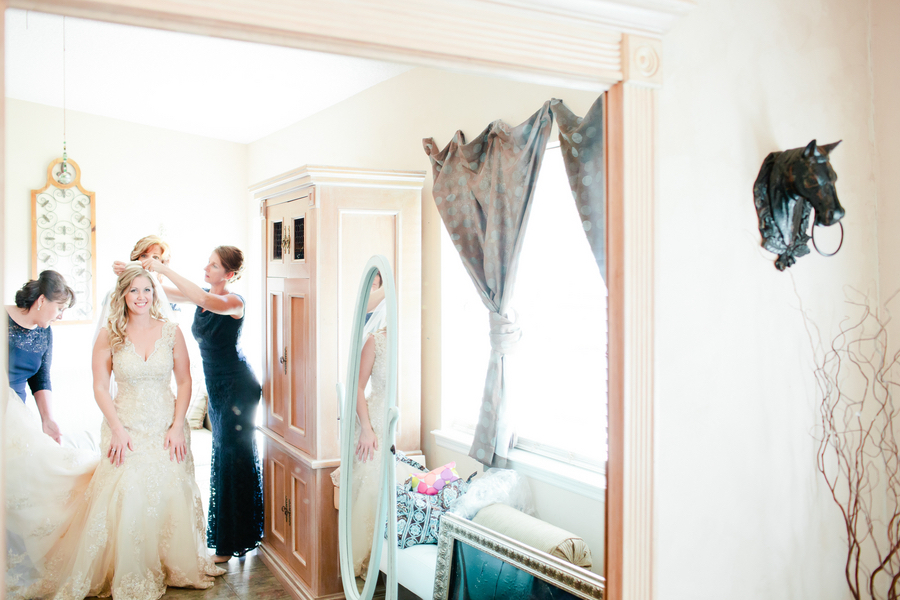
[379,502,594,599]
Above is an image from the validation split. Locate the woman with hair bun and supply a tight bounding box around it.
[143,245,263,563]
[5,270,74,443]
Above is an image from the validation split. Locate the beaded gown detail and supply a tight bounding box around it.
[191,295,263,557]
[5,320,224,600]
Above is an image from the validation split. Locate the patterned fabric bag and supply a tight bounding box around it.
[393,473,476,547]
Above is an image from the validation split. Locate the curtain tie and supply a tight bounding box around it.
[489,311,521,356]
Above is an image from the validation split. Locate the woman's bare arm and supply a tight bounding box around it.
[143,258,243,316]
[92,329,133,466]
[164,325,191,463]
[355,335,377,462]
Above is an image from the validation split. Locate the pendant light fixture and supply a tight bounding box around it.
[57,16,73,185]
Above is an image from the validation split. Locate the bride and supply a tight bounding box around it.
[6,266,224,600]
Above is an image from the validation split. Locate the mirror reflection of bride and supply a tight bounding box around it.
[345,322,389,577]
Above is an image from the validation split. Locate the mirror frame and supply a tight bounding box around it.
[337,256,400,600]
[434,512,605,600]
[1,3,692,598]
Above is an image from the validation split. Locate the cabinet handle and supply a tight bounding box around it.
[281,233,291,257]
[280,346,288,374]
[281,496,292,526]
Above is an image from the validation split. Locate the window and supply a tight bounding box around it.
[440,144,608,474]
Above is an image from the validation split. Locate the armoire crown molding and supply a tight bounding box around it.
[9,0,693,90]
[250,166,427,199]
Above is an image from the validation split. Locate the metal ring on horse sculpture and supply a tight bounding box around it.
[811,219,844,257]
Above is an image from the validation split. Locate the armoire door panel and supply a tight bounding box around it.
[285,196,312,279]
[288,456,313,585]
[266,285,287,437]
[336,210,398,441]
[266,202,288,278]
[267,195,310,279]
[284,278,313,455]
[263,440,288,558]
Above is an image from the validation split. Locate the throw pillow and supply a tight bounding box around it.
[186,384,208,429]
[410,461,460,495]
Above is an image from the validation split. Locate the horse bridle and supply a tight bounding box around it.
[810,209,844,257]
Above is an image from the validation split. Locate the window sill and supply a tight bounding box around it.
[432,429,606,502]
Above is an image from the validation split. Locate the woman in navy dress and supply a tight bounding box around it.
[143,246,263,563]
[5,270,74,443]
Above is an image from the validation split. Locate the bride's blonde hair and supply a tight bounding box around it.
[107,266,166,352]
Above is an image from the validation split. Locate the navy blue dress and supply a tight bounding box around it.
[7,314,53,402]
[191,294,264,556]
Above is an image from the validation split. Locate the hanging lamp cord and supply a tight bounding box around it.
[63,16,67,156]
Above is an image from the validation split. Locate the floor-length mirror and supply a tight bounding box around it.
[4,8,609,598]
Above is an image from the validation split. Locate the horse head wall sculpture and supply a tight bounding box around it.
[753,139,845,270]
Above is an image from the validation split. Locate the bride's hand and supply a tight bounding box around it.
[108,426,133,467]
[356,426,378,463]
[165,425,187,463]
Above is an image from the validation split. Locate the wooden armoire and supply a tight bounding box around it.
[252,166,424,600]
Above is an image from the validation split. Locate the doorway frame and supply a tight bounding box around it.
[0,2,692,598]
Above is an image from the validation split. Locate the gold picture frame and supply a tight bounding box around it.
[31,157,97,324]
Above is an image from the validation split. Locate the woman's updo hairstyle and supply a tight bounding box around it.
[14,270,75,310]
[129,235,171,264]
[214,245,245,283]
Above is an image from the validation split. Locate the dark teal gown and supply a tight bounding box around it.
[191,294,264,556]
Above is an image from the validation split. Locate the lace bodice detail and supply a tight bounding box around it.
[367,329,388,436]
[7,314,53,400]
[109,320,177,442]
[8,315,51,354]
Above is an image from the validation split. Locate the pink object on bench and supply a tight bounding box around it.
[410,461,460,495]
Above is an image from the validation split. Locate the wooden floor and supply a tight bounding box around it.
[159,550,289,599]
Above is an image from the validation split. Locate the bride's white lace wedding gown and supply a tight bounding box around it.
[5,320,224,600]
[329,328,388,577]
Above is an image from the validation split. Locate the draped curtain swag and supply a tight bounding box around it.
[555,96,606,278]
[424,97,605,467]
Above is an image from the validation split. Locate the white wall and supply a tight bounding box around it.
[5,99,252,435]
[874,0,900,330]
[656,0,882,597]
[248,68,607,570]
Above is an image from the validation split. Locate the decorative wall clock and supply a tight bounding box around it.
[31,157,97,323]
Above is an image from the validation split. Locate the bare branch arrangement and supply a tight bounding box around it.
[809,296,900,600]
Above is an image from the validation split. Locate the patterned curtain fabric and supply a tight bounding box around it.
[555,96,606,279]
[424,97,605,468]
[423,102,555,467]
